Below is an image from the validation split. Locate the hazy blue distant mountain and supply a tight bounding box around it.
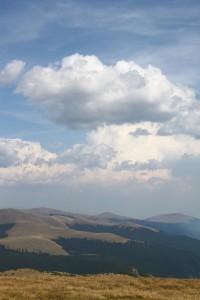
[142,213,200,240]
[146,213,194,223]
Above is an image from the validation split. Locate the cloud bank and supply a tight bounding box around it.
[0,125,200,216]
[1,123,200,190]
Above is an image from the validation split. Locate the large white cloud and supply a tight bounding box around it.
[86,123,200,186]
[0,60,25,87]
[17,54,200,136]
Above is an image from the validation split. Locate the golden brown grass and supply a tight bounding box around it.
[0,269,200,299]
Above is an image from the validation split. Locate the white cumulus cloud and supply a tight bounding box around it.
[0,60,25,87]
[0,138,56,168]
[17,54,200,136]
[59,143,116,169]
[88,123,200,164]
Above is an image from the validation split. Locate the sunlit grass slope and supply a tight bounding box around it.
[0,269,200,300]
[0,209,127,255]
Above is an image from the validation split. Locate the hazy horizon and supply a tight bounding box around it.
[0,205,198,220]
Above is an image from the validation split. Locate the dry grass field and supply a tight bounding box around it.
[0,269,200,300]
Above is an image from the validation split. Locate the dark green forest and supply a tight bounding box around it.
[55,238,200,278]
[1,233,200,278]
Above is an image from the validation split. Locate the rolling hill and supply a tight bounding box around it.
[1,207,200,277]
[0,208,127,255]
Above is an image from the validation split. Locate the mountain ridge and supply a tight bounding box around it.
[1,207,200,277]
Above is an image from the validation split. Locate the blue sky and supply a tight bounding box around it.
[0,0,200,218]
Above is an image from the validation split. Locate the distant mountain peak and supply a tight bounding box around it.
[146,213,196,224]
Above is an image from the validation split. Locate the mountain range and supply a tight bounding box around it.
[1,207,200,278]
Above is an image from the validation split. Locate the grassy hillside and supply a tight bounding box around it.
[0,269,200,300]
[0,208,127,254]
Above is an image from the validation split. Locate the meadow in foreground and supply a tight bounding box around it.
[0,269,200,300]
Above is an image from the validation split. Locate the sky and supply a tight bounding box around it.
[0,0,200,218]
